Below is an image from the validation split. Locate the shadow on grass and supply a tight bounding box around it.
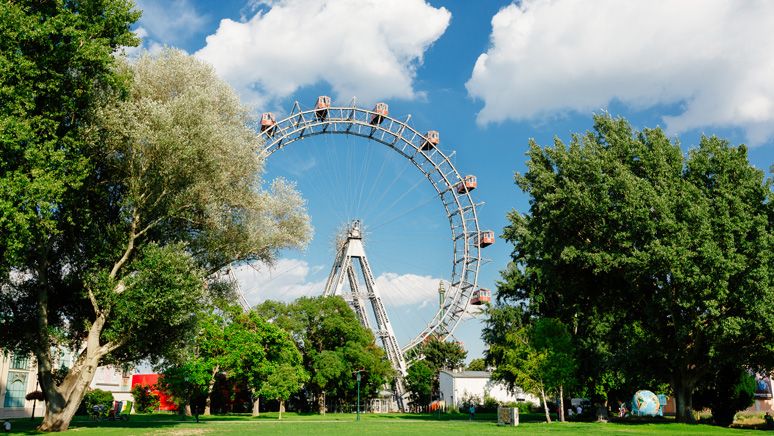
[6,416,207,435]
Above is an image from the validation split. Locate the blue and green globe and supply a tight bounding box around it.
[632,390,661,416]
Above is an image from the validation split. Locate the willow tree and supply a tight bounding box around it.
[0,47,310,431]
[498,115,773,422]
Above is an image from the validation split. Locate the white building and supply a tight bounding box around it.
[0,352,41,419]
[1,349,133,419]
[439,370,539,408]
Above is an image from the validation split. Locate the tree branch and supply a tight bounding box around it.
[110,211,139,280]
[87,285,100,315]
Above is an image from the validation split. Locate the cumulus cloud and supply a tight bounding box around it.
[231,258,443,309]
[231,258,326,306]
[375,272,443,309]
[196,0,451,107]
[466,0,774,145]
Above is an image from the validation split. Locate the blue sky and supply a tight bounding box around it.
[130,0,774,360]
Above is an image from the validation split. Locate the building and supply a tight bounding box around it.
[1,350,137,419]
[131,373,176,411]
[0,352,41,419]
[90,366,134,404]
[438,370,539,408]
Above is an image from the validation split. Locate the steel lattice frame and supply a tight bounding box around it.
[258,101,482,356]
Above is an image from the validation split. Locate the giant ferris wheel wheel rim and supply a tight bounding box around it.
[258,100,483,357]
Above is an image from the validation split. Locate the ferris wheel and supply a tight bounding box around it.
[258,96,493,356]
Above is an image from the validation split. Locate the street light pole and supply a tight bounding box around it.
[356,372,361,422]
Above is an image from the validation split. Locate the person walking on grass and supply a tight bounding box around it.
[469,404,476,421]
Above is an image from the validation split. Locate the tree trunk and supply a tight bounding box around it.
[203,365,219,415]
[318,391,326,415]
[540,386,552,423]
[673,377,697,423]
[185,404,192,416]
[38,355,102,431]
[279,399,285,420]
[252,397,260,417]
[559,384,565,422]
[38,313,111,432]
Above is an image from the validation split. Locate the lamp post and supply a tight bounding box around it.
[356,371,362,421]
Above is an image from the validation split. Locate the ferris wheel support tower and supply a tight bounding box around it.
[323,220,408,411]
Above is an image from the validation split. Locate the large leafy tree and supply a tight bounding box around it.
[405,360,433,409]
[222,311,307,418]
[158,306,232,417]
[484,314,575,423]
[412,337,466,399]
[1,45,310,431]
[498,115,773,422]
[255,296,394,413]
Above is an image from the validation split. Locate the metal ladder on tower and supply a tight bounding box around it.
[323,220,408,411]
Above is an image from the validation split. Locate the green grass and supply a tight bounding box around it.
[5,412,765,435]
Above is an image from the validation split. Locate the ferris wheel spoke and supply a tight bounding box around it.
[259,98,490,357]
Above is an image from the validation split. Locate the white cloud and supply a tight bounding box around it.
[466,0,774,145]
[195,0,451,107]
[231,258,326,306]
[231,258,443,309]
[375,272,443,308]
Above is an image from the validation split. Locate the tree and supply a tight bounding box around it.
[466,358,487,371]
[0,45,311,431]
[260,363,308,420]
[405,360,433,409]
[692,365,756,427]
[159,307,233,416]
[159,357,215,420]
[484,315,575,423]
[131,384,160,413]
[531,318,576,422]
[421,338,467,373]
[1,2,139,430]
[222,311,307,417]
[499,115,773,422]
[488,322,552,422]
[411,337,467,400]
[254,297,393,414]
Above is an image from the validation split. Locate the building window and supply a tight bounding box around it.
[3,371,28,408]
[10,354,30,370]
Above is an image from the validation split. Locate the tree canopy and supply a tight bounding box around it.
[496,114,773,422]
[1,39,310,431]
[254,296,394,413]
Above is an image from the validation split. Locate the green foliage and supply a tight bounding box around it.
[421,338,467,373]
[131,385,160,414]
[405,361,434,407]
[223,311,307,405]
[81,389,114,417]
[466,358,487,371]
[483,316,575,423]
[501,400,535,415]
[254,297,393,411]
[498,115,773,421]
[693,366,756,427]
[1,39,310,430]
[0,0,140,271]
[482,395,500,412]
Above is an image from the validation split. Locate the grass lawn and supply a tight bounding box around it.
[4,412,766,435]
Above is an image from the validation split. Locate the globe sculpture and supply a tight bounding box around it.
[631,390,661,417]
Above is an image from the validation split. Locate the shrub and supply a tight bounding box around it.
[693,367,756,427]
[482,395,500,412]
[131,384,160,413]
[82,389,114,417]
